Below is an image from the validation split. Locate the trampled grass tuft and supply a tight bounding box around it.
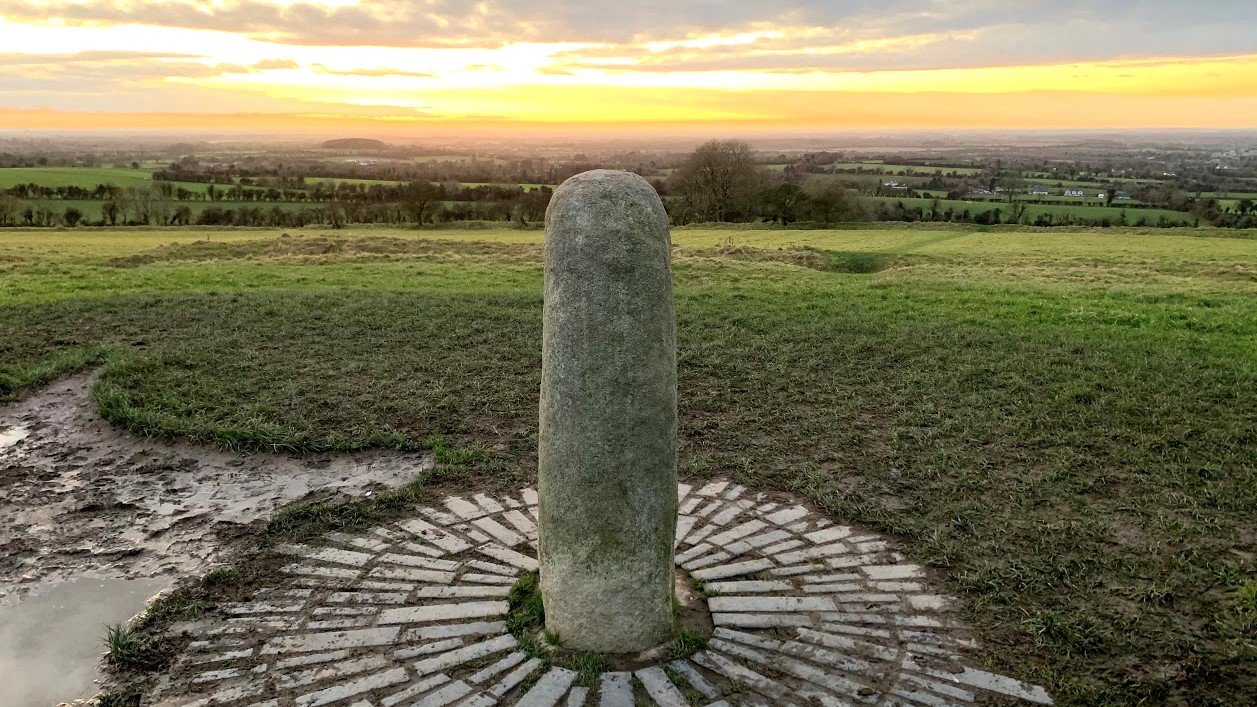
[670,629,708,661]
[103,624,144,670]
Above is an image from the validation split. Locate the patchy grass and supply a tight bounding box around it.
[507,571,546,637]
[95,690,142,707]
[4,225,1257,703]
[670,629,708,661]
[569,651,608,687]
[103,624,145,670]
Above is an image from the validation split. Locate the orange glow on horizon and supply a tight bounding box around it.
[1,12,1255,133]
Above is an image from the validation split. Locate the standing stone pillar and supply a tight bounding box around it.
[538,170,677,652]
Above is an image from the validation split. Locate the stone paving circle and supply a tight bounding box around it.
[156,480,1053,707]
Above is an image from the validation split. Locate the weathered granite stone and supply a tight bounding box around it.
[538,169,677,652]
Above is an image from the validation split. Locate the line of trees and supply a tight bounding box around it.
[3,140,1255,229]
[667,140,868,225]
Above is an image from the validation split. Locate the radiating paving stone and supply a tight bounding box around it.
[517,667,578,706]
[668,659,720,699]
[413,634,518,675]
[635,666,688,707]
[598,671,634,706]
[378,600,508,625]
[152,482,1052,707]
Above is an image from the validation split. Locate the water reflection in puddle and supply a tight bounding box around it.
[0,576,171,707]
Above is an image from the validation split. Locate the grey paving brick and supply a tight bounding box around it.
[261,627,400,654]
[394,636,465,660]
[415,584,511,598]
[390,627,472,656]
[486,657,545,697]
[667,659,720,699]
[380,673,450,707]
[598,671,634,706]
[762,505,809,526]
[378,553,460,571]
[474,493,505,514]
[367,566,456,583]
[415,680,474,706]
[413,634,518,675]
[468,650,528,684]
[397,518,472,553]
[472,516,526,547]
[708,596,835,613]
[703,580,792,594]
[711,612,814,628]
[277,655,391,689]
[695,481,729,497]
[277,543,375,567]
[691,650,787,700]
[635,665,689,707]
[283,563,360,579]
[707,520,767,547]
[476,543,539,571]
[379,600,508,625]
[516,667,578,707]
[295,667,408,707]
[902,658,1052,704]
[327,591,408,604]
[444,496,486,520]
[691,558,774,581]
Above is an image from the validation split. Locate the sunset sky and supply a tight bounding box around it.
[0,1,1255,134]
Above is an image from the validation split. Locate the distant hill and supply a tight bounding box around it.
[321,138,387,150]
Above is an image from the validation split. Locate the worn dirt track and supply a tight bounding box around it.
[0,372,434,604]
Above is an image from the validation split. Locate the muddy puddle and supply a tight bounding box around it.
[0,576,171,706]
[0,372,434,705]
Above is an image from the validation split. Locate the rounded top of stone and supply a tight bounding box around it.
[555,167,663,203]
[555,168,655,193]
[546,169,667,231]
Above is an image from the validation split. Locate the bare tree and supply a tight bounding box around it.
[401,181,443,226]
[671,139,764,223]
[0,193,22,226]
[130,187,158,225]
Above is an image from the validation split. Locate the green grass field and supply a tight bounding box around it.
[303,177,408,187]
[1,224,1255,704]
[830,162,984,176]
[0,167,156,189]
[10,198,332,223]
[866,195,1196,224]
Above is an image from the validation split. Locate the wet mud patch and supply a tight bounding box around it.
[0,371,434,596]
[0,372,435,706]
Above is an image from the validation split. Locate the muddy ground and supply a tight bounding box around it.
[0,372,434,599]
[0,372,433,705]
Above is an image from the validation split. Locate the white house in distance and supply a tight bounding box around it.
[1064,189,1085,197]
[1028,185,1050,196]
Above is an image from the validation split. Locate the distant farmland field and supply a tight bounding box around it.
[866,195,1196,224]
[830,162,984,176]
[0,167,156,189]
